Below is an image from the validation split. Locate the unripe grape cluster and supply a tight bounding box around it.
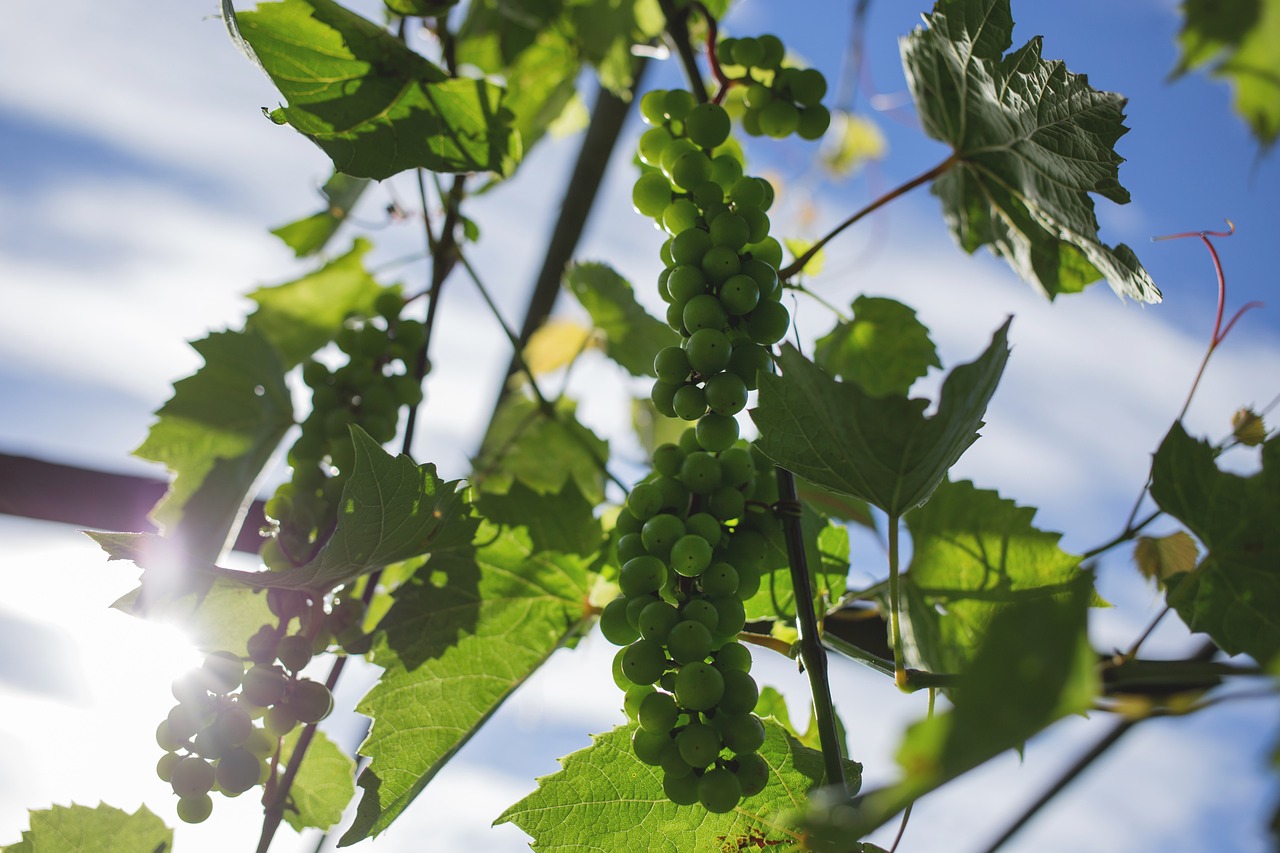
[155,588,345,823]
[263,288,425,571]
[602,429,784,813]
[715,36,831,140]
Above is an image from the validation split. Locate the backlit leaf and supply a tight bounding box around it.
[813,296,940,397]
[279,728,356,832]
[565,262,680,378]
[4,803,171,853]
[524,319,598,377]
[1134,531,1200,583]
[270,172,371,257]
[476,393,610,504]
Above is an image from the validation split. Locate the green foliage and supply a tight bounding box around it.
[1151,424,1280,663]
[270,172,371,257]
[496,720,861,852]
[133,329,293,562]
[476,479,604,557]
[476,394,610,503]
[743,508,849,624]
[813,296,940,397]
[3,804,171,853]
[1174,0,1280,149]
[901,0,1159,302]
[755,686,850,757]
[341,521,594,844]
[751,321,1009,516]
[902,479,1090,676]
[565,262,680,378]
[236,0,520,179]
[280,728,358,832]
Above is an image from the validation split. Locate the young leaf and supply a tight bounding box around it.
[4,803,171,853]
[495,720,862,852]
[270,171,371,257]
[246,238,386,369]
[523,319,597,377]
[900,0,1159,302]
[340,522,594,844]
[821,110,888,178]
[475,394,610,504]
[902,479,1089,676]
[751,319,1010,516]
[279,728,357,832]
[565,262,680,378]
[1150,424,1280,663]
[134,329,293,563]
[813,295,941,397]
[1172,0,1280,150]
[1134,531,1200,583]
[235,0,520,179]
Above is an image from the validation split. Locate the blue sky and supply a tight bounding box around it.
[0,0,1277,851]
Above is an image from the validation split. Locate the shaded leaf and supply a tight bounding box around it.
[495,720,861,852]
[902,479,1089,677]
[567,0,663,95]
[755,686,850,757]
[1134,531,1200,583]
[134,329,293,563]
[270,171,371,257]
[340,522,593,844]
[246,238,386,369]
[900,0,1159,302]
[565,262,680,378]
[280,728,357,832]
[1151,424,1280,662]
[813,296,940,398]
[476,393,609,504]
[744,510,849,625]
[751,320,1010,516]
[793,476,876,531]
[630,398,688,457]
[236,0,519,179]
[1173,0,1280,149]
[4,803,171,853]
[476,479,605,557]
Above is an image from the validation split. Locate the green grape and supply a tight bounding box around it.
[734,751,770,797]
[712,595,747,638]
[638,599,680,643]
[684,329,732,375]
[729,176,766,210]
[682,598,720,630]
[622,638,669,686]
[670,150,712,191]
[201,651,244,694]
[624,683,655,720]
[759,98,799,137]
[679,451,722,494]
[709,212,750,251]
[719,668,760,714]
[678,427,703,454]
[696,413,740,452]
[632,727,670,765]
[638,691,679,734]
[676,662,724,712]
[731,36,763,68]
[682,294,727,333]
[641,514,686,558]
[671,227,713,266]
[710,154,743,189]
[720,712,766,754]
[192,728,227,761]
[653,347,692,387]
[176,793,213,825]
[672,384,708,421]
[600,597,641,645]
[627,482,664,520]
[662,199,701,235]
[666,264,707,303]
[718,274,760,316]
[699,767,743,813]
[167,702,209,743]
[246,627,279,666]
[617,532,647,565]
[744,82,773,110]
[652,443,684,477]
[790,67,828,107]
[627,593,659,631]
[740,207,771,245]
[747,235,784,269]
[612,647,633,691]
[704,373,748,416]
[156,751,180,783]
[663,89,695,121]
[714,38,738,67]
[393,318,426,352]
[699,561,739,597]
[741,105,763,137]
[663,769,701,806]
[676,721,722,768]
[685,102,731,149]
[660,741,695,778]
[671,535,714,578]
[156,720,184,753]
[797,105,832,140]
[700,245,741,283]
[241,665,288,708]
[212,705,252,748]
[265,705,299,738]
[657,267,674,302]
[171,756,216,798]
[286,678,333,724]
[666,299,687,334]
[707,485,746,521]
[620,555,666,595]
[659,138,699,176]
[638,126,673,166]
[215,747,261,795]
[633,172,674,218]
[718,446,755,487]
[616,508,643,536]
[714,641,753,673]
[727,341,773,391]
[734,563,764,601]
[746,299,790,345]
[654,475,691,513]
[757,34,785,69]
[651,379,679,418]
[690,180,725,209]
[667,619,714,663]
[660,237,677,266]
[374,288,403,319]
[640,89,668,125]
[276,634,313,673]
[244,727,276,759]
[684,512,722,547]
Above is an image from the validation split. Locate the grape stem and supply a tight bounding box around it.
[887,513,907,689]
[778,154,957,281]
[775,467,847,794]
[658,0,708,104]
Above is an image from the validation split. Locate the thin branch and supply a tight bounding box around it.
[658,0,708,101]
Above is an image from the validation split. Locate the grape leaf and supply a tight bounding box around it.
[495,720,861,852]
[1134,531,1199,583]
[475,393,610,504]
[565,262,680,378]
[813,296,941,397]
[1173,0,1280,150]
[743,510,849,625]
[270,171,371,257]
[3,803,171,853]
[842,574,1095,835]
[107,568,275,656]
[902,479,1090,677]
[235,0,520,179]
[246,238,386,369]
[751,320,1010,517]
[279,728,357,832]
[821,110,888,178]
[133,329,293,563]
[1150,424,1280,663]
[755,686,850,757]
[339,522,594,844]
[566,0,663,96]
[631,398,687,456]
[900,0,1159,302]
[476,479,605,557]
[793,477,876,531]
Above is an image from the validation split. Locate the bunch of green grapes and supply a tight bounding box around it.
[155,592,337,824]
[262,288,425,571]
[715,35,830,140]
[601,428,784,812]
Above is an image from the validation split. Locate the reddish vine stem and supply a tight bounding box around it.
[778,153,957,281]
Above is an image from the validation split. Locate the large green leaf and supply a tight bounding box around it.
[246,238,386,369]
[339,522,594,844]
[235,0,520,179]
[134,329,293,562]
[3,803,171,853]
[270,171,371,257]
[565,262,680,378]
[280,728,357,832]
[900,0,1159,302]
[813,296,940,398]
[751,320,1010,517]
[495,720,861,852]
[1151,424,1280,663]
[902,479,1088,676]
[1174,0,1280,150]
[475,394,610,504]
[476,479,605,557]
[743,509,849,625]
[566,0,663,96]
